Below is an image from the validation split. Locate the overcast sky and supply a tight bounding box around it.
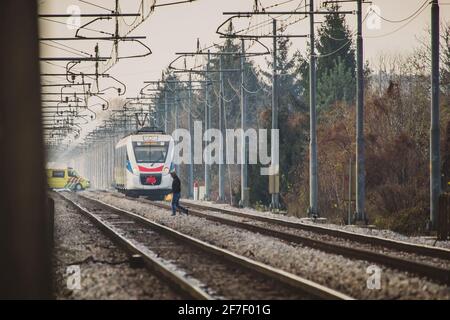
[39,0,450,96]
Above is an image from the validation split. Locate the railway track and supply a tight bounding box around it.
[60,191,353,300]
[179,201,450,261]
[97,191,450,286]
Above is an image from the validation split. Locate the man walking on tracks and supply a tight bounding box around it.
[170,171,188,216]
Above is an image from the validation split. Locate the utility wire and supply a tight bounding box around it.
[366,2,429,39]
[78,0,113,12]
[40,17,114,36]
[41,42,89,57]
[233,1,307,35]
[370,0,428,24]
[50,40,93,56]
[261,0,297,10]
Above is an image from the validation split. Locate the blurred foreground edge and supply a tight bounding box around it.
[0,0,52,299]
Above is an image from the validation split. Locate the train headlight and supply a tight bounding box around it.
[133,165,139,174]
[163,166,169,174]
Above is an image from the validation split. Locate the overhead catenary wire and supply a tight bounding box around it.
[242,84,265,94]
[50,40,94,57]
[233,1,307,36]
[370,0,429,24]
[265,0,306,23]
[41,42,90,57]
[261,0,297,10]
[78,0,113,12]
[39,17,114,36]
[366,2,430,39]
[227,78,241,96]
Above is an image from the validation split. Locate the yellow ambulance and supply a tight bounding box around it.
[46,167,90,191]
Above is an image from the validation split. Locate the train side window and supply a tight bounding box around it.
[52,170,65,178]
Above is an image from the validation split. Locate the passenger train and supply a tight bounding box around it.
[113,128,174,199]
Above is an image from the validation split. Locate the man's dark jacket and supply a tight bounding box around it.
[172,175,181,193]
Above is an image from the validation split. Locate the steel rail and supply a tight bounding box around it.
[58,192,212,300]
[77,193,353,300]
[177,201,450,261]
[133,198,450,286]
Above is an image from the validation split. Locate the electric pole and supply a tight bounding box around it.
[355,0,366,223]
[175,90,179,131]
[240,39,249,207]
[204,50,211,200]
[218,55,225,201]
[164,89,168,133]
[174,87,179,173]
[309,0,319,218]
[271,19,280,210]
[430,0,440,230]
[188,73,194,199]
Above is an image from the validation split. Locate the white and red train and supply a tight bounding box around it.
[113,128,174,199]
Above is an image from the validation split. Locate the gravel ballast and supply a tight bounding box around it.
[85,191,450,300]
[191,209,450,270]
[63,192,314,300]
[182,199,450,249]
[51,192,182,299]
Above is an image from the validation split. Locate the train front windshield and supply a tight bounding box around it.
[133,142,169,163]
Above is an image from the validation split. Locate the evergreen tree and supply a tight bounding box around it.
[317,57,355,110]
[316,4,356,107]
[297,4,356,109]
[316,5,355,80]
